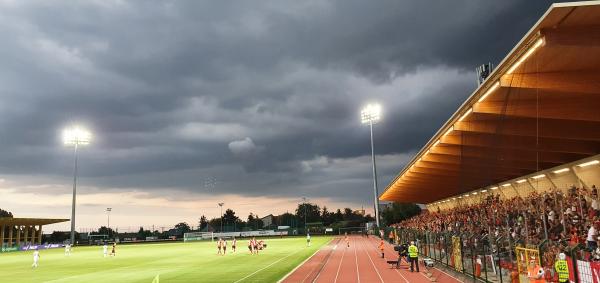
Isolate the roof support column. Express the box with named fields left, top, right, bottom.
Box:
left=511, top=184, right=522, bottom=198
left=16, top=225, right=21, bottom=247
left=571, top=165, right=590, bottom=189
left=30, top=226, right=35, bottom=243
left=545, top=174, right=559, bottom=190
left=23, top=225, right=29, bottom=245
left=0, top=225, right=4, bottom=248
left=38, top=225, right=42, bottom=244
left=498, top=186, right=509, bottom=200
left=8, top=226, right=13, bottom=247
left=526, top=179, right=539, bottom=193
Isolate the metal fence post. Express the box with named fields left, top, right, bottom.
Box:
left=496, top=237, right=503, bottom=283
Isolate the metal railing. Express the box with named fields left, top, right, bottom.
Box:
left=394, top=228, right=525, bottom=283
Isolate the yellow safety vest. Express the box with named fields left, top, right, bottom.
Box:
left=408, top=245, right=418, bottom=258
left=555, top=260, right=569, bottom=281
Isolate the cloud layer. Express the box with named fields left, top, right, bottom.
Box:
left=0, top=0, right=565, bottom=229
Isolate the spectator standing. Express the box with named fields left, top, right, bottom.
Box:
left=588, top=223, right=598, bottom=251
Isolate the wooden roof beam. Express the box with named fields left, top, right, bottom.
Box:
left=499, top=71, right=600, bottom=95
left=475, top=91, right=600, bottom=122
left=455, top=115, right=600, bottom=141
left=411, top=165, right=528, bottom=177
left=430, top=144, right=587, bottom=165
left=542, top=25, right=600, bottom=47
left=440, top=133, right=600, bottom=155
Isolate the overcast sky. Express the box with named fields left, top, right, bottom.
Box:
left=0, top=0, right=567, bottom=231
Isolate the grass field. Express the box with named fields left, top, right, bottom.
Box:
left=0, top=236, right=331, bottom=283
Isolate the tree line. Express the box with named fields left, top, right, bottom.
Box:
left=9, top=201, right=422, bottom=242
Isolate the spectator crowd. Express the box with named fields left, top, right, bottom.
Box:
left=395, top=185, right=600, bottom=268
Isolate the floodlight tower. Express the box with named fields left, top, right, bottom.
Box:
left=361, top=104, right=382, bottom=228
left=218, top=202, right=224, bottom=232
left=302, top=197, right=307, bottom=233
left=63, top=126, right=92, bottom=245
left=106, top=208, right=112, bottom=230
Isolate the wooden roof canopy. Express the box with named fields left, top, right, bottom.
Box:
left=380, top=1, right=600, bottom=204
left=0, top=218, right=69, bottom=226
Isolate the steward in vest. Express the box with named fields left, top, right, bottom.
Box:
left=554, top=253, right=569, bottom=283
left=408, top=241, right=419, bottom=272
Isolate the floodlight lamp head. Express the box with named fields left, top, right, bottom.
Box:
left=63, top=126, right=92, bottom=146
left=361, top=104, right=381, bottom=124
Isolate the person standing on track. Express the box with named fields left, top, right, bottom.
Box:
left=378, top=239, right=385, bottom=258
left=344, top=232, right=350, bottom=248
left=408, top=241, right=419, bottom=272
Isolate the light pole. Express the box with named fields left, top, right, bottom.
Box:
left=106, top=208, right=112, bottom=230
left=218, top=203, right=224, bottom=232
left=361, top=104, right=382, bottom=228
left=302, top=197, right=307, bottom=234
left=63, top=126, right=92, bottom=245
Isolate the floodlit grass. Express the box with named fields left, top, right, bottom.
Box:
left=0, top=236, right=331, bottom=283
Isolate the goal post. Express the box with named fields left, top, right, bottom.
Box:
left=184, top=232, right=214, bottom=242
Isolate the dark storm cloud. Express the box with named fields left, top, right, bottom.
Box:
left=0, top=0, right=567, bottom=204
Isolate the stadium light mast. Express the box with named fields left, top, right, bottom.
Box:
left=218, top=203, right=224, bottom=232
left=63, top=126, right=92, bottom=246
left=361, top=103, right=382, bottom=228
left=106, top=208, right=112, bottom=230
left=302, top=197, right=307, bottom=234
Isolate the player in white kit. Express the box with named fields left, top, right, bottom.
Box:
left=65, top=244, right=71, bottom=256
left=103, top=243, right=108, bottom=257
left=32, top=248, right=40, bottom=268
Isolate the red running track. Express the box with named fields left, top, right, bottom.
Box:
left=281, top=235, right=464, bottom=283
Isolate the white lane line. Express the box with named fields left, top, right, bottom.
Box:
left=393, top=268, right=411, bottom=283
left=277, top=247, right=321, bottom=283
left=364, top=236, right=408, bottom=283
left=237, top=248, right=304, bottom=283
left=360, top=237, right=384, bottom=283
left=354, top=238, right=361, bottom=283
left=433, top=267, right=465, bottom=283
left=312, top=243, right=337, bottom=283
left=334, top=241, right=347, bottom=283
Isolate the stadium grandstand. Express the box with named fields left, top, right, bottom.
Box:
left=1, top=218, right=69, bottom=250
left=380, top=1, right=600, bottom=282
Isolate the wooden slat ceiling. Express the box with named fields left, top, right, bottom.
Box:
left=380, top=1, right=600, bottom=204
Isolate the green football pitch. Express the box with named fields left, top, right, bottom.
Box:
left=0, top=236, right=332, bottom=283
